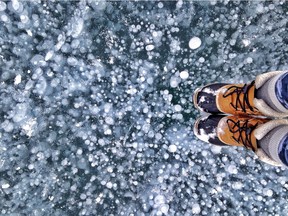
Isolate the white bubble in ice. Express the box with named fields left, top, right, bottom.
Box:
left=1, top=14, right=8, bottom=22
left=211, top=145, right=222, bottom=154
left=106, top=182, right=113, bottom=189
left=14, top=74, right=21, bottom=85
left=67, top=56, right=78, bottom=66
left=71, top=18, right=84, bottom=38
left=13, top=103, right=27, bottom=122
left=11, top=0, right=20, bottom=11
left=168, top=144, right=177, bottom=153
left=26, top=29, right=33, bottom=36
left=199, top=57, right=205, bottom=63
left=246, top=57, right=253, bottom=64
left=242, top=39, right=251, bottom=47
left=226, top=164, right=238, bottom=174
left=1, top=183, right=10, bottom=189
left=20, top=14, right=29, bottom=23
left=158, top=2, right=163, bottom=8
left=179, top=70, right=189, bottom=79
left=145, top=44, right=154, bottom=51
left=170, top=76, right=180, bottom=88
left=30, top=54, right=46, bottom=66
left=154, top=195, right=165, bottom=205
left=192, top=203, right=201, bottom=214
left=189, top=37, right=202, bottom=50
left=22, top=118, right=37, bottom=137
left=263, top=188, right=273, bottom=197
left=160, top=204, right=169, bottom=214
left=45, top=51, right=54, bottom=61
left=174, top=104, right=182, bottom=112
left=105, top=117, right=114, bottom=125
left=0, top=1, right=7, bottom=11
left=91, top=0, right=106, bottom=10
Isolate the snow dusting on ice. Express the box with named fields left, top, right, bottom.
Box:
left=0, top=1, right=288, bottom=215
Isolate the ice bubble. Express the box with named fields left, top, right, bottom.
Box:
left=232, top=182, right=243, bottom=190
left=105, top=117, right=114, bottom=125
left=45, top=51, right=54, bottom=61
left=160, top=204, right=169, bottom=214
left=189, top=37, right=202, bottom=50
left=13, top=103, right=28, bottom=122
left=256, top=4, right=264, bottom=13
left=14, top=74, right=21, bottom=85
left=174, top=104, right=182, bottom=112
left=192, top=203, right=201, bottom=214
left=263, top=188, right=273, bottom=197
left=35, top=77, right=47, bottom=95
left=146, top=44, right=155, bottom=51
left=106, top=182, right=113, bottom=189
left=76, top=148, right=83, bottom=155
left=199, top=57, right=205, bottom=63
left=22, top=118, right=37, bottom=137
left=28, top=164, right=34, bottom=170
left=26, top=29, right=33, bottom=36
left=154, top=195, right=165, bottom=205
left=71, top=18, right=84, bottom=38
left=55, top=33, right=66, bottom=50
left=168, top=144, right=177, bottom=153
left=211, top=145, right=222, bottom=154
left=1, top=14, right=9, bottom=22
left=80, top=193, right=87, bottom=200
left=1, top=120, right=14, bottom=132
left=0, top=1, right=7, bottom=11
left=11, top=0, right=20, bottom=11
left=158, top=2, right=164, bottom=8
left=170, top=76, right=181, bottom=88
left=226, top=164, right=238, bottom=174
left=1, top=183, right=10, bottom=189
left=179, top=70, right=189, bottom=79
left=30, top=54, right=46, bottom=66
left=246, top=57, right=253, bottom=64
left=90, top=0, right=106, bottom=11
left=20, top=14, right=29, bottom=23
left=67, top=56, right=78, bottom=66
left=242, top=39, right=251, bottom=47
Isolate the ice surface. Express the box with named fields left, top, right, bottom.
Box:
left=1, top=1, right=288, bottom=215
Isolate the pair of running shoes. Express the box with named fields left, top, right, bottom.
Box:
left=193, top=71, right=288, bottom=167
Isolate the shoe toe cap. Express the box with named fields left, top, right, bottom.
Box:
left=194, top=115, right=226, bottom=146
left=194, top=83, right=227, bottom=114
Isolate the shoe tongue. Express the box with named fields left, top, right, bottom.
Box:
left=217, top=116, right=262, bottom=151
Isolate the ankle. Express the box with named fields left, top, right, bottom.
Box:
left=255, top=72, right=288, bottom=113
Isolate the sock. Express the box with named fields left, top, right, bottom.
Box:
left=258, top=125, right=288, bottom=166
left=255, top=72, right=288, bottom=113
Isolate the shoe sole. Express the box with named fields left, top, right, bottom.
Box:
left=193, top=87, right=200, bottom=109
left=193, top=116, right=207, bottom=142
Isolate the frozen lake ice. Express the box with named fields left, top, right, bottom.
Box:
left=1, top=1, right=288, bottom=215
